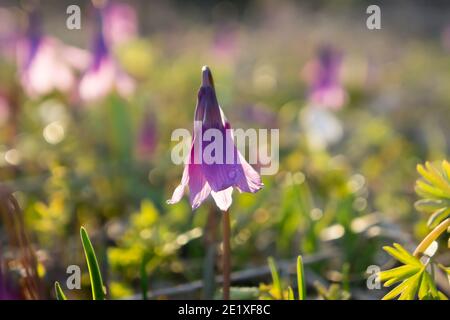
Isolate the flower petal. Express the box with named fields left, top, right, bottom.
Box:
left=211, top=187, right=233, bottom=211
left=189, top=164, right=211, bottom=210
left=166, top=164, right=188, bottom=205
left=235, top=151, right=264, bottom=193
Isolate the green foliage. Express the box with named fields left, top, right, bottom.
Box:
left=107, top=200, right=200, bottom=298
left=379, top=243, right=445, bottom=300
left=415, top=161, right=450, bottom=228
left=378, top=162, right=450, bottom=301
left=54, top=227, right=106, bottom=300
left=261, top=255, right=308, bottom=300
left=314, top=282, right=350, bottom=300
left=3, top=2, right=450, bottom=300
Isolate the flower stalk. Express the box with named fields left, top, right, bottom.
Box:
left=413, top=218, right=450, bottom=258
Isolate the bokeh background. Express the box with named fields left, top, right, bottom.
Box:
left=0, top=0, right=449, bottom=299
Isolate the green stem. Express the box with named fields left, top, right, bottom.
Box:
left=413, top=218, right=450, bottom=257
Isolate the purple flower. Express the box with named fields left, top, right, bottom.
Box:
left=305, top=46, right=347, bottom=110
left=0, top=262, right=20, bottom=300
left=167, top=66, right=263, bottom=211
left=79, top=9, right=135, bottom=102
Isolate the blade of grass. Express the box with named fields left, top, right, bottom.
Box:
left=54, top=281, right=67, bottom=300
left=297, top=255, right=306, bottom=300
left=268, top=257, right=283, bottom=299
left=80, top=227, right=105, bottom=300
left=287, top=286, right=294, bottom=300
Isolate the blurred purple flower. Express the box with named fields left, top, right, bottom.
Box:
left=79, top=10, right=135, bottom=102
left=168, top=66, right=263, bottom=211
left=304, top=46, right=347, bottom=110
left=240, top=104, right=278, bottom=129
left=102, top=1, right=138, bottom=46
left=136, top=112, right=157, bottom=158
left=17, top=10, right=89, bottom=98
left=0, top=261, right=20, bottom=300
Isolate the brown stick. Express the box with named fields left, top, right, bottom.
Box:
left=222, top=210, right=231, bottom=300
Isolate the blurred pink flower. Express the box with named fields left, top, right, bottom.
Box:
left=102, top=1, right=138, bottom=46
left=167, top=66, right=263, bottom=211
left=17, top=11, right=89, bottom=98
left=212, top=24, right=239, bottom=62
left=79, top=10, right=135, bottom=102
left=304, top=46, right=347, bottom=110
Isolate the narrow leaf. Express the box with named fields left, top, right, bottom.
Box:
left=297, top=255, right=306, bottom=300
left=268, top=257, right=283, bottom=300
left=55, top=281, right=67, bottom=300
left=287, top=286, right=294, bottom=300
left=80, top=227, right=105, bottom=300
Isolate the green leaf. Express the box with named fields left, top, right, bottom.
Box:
left=55, top=281, right=67, bottom=300
left=415, top=161, right=450, bottom=228
left=382, top=278, right=410, bottom=300
left=80, top=227, right=106, bottom=300
left=397, top=271, right=422, bottom=300
left=268, top=257, right=283, bottom=300
left=427, top=207, right=450, bottom=228
left=297, top=255, right=306, bottom=300
left=382, top=244, right=421, bottom=267
left=414, top=199, right=447, bottom=214
left=415, top=180, right=446, bottom=199
left=380, top=243, right=441, bottom=300
left=379, top=265, right=420, bottom=286
left=442, top=160, right=450, bottom=179
left=438, top=264, right=450, bottom=275
left=287, top=287, right=294, bottom=300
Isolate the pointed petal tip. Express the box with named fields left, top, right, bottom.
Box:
left=201, top=65, right=214, bottom=88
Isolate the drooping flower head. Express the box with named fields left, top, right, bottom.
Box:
left=78, top=8, right=135, bottom=102
left=168, top=66, right=263, bottom=211
left=305, top=46, right=347, bottom=110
